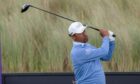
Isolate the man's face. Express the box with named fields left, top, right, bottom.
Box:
left=72, top=31, right=88, bottom=43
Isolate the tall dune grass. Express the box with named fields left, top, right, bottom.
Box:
left=0, top=0, right=140, bottom=72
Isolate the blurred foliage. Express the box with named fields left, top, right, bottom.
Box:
left=0, top=0, right=140, bottom=72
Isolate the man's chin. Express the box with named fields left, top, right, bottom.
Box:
left=84, top=40, right=88, bottom=43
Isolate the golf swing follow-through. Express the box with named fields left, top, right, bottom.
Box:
left=21, top=3, right=116, bottom=84
left=69, top=22, right=115, bottom=84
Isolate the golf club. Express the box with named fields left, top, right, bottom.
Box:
left=21, top=3, right=116, bottom=37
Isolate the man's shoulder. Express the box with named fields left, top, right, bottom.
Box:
left=86, top=43, right=96, bottom=48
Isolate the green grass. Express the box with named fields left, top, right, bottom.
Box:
left=0, top=0, right=140, bottom=72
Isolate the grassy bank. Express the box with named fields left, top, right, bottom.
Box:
left=0, top=0, right=140, bottom=72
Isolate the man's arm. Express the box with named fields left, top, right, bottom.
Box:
left=81, top=29, right=110, bottom=62
left=73, top=29, right=110, bottom=64
left=100, top=41, right=115, bottom=61
left=79, top=36, right=110, bottom=62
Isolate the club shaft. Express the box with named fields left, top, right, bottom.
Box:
left=30, top=5, right=99, bottom=31
left=87, top=26, right=99, bottom=31
left=30, top=5, right=76, bottom=22
left=29, top=5, right=116, bottom=37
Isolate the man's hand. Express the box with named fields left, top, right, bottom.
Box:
left=99, top=29, right=109, bottom=37
left=109, top=30, right=115, bottom=41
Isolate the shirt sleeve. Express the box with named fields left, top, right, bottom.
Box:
left=100, top=41, right=115, bottom=61
left=79, top=36, right=110, bottom=62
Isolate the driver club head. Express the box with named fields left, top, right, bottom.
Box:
left=21, top=4, right=31, bottom=13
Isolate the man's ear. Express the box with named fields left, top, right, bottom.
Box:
left=72, top=34, right=76, bottom=40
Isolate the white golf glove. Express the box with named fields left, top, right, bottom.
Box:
left=108, top=30, right=115, bottom=41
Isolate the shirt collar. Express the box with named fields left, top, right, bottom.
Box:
left=73, top=41, right=87, bottom=46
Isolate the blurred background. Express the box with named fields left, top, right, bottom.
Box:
left=0, top=0, right=140, bottom=73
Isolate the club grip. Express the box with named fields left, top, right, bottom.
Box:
left=87, top=26, right=116, bottom=37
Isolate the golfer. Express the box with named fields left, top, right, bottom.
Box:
left=68, top=22, right=115, bottom=84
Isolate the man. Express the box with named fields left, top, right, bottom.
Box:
left=68, top=22, right=115, bottom=84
